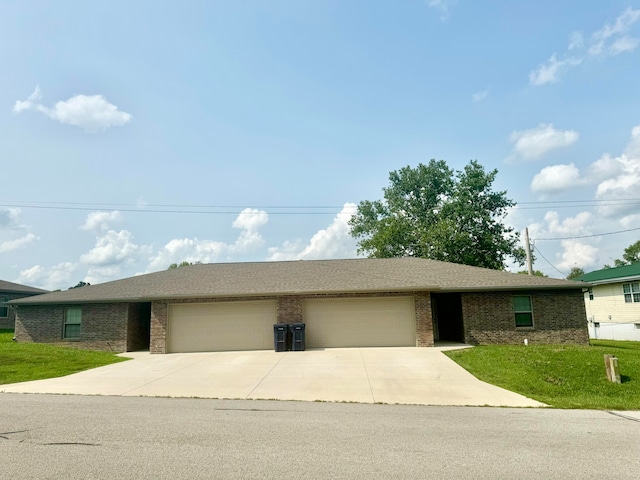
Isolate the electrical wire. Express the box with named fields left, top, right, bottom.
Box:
left=532, top=244, right=568, bottom=278
left=535, top=226, right=640, bottom=241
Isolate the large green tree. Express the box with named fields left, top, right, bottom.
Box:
left=349, top=159, right=525, bottom=270
left=613, top=240, right=640, bottom=267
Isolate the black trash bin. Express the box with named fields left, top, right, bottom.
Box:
left=289, top=323, right=306, bottom=351
left=273, top=324, right=290, bottom=352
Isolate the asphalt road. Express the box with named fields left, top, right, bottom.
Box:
left=0, top=394, right=638, bottom=480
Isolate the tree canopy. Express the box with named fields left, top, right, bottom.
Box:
left=604, top=240, right=640, bottom=268
left=565, top=267, right=585, bottom=280
left=349, top=159, right=525, bottom=270
left=68, top=281, right=90, bottom=289
left=168, top=261, right=202, bottom=269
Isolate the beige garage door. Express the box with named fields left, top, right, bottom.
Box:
left=167, top=301, right=277, bottom=353
left=303, top=297, right=416, bottom=348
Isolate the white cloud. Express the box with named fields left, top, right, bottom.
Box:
left=530, top=8, right=640, bottom=86
left=589, top=7, right=640, bottom=56
left=508, top=123, right=579, bottom=162
left=268, top=203, right=359, bottom=261
left=529, top=54, right=582, bottom=86
left=0, top=233, right=37, bottom=253
left=530, top=163, right=582, bottom=195
left=426, top=0, right=456, bottom=21
left=13, top=86, right=132, bottom=132
left=146, top=208, right=270, bottom=271
left=81, top=211, right=123, bottom=234
left=472, top=89, right=489, bottom=102
left=0, top=208, right=22, bottom=228
left=556, top=239, right=600, bottom=272
left=80, top=230, right=140, bottom=267
left=16, top=262, right=77, bottom=291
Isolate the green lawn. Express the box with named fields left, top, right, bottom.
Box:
left=445, top=340, right=640, bottom=410
left=0, top=329, right=129, bottom=385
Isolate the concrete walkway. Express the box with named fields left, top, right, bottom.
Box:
left=1, top=346, right=545, bottom=407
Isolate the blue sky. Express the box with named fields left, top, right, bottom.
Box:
left=1, top=0, right=640, bottom=289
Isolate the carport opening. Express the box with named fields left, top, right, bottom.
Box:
left=432, top=293, right=465, bottom=343
left=127, top=302, right=151, bottom=351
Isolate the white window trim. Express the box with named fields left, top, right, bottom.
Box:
left=63, top=307, right=82, bottom=339
left=513, top=295, right=534, bottom=328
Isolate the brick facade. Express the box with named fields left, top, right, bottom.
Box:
left=0, top=292, right=42, bottom=330
left=150, top=291, right=434, bottom=354
left=462, top=289, right=589, bottom=345
left=15, top=302, right=151, bottom=352
left=15, top=288, right=587, bottom=353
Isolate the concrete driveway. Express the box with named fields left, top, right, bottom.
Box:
left=1, top=346, right=544, bottom=407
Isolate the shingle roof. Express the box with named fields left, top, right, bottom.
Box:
left=10, top=258, right=585, bottom=305
left=0, top=280, right=48, bottom=295
left=574, top=263, right=640, bottom=284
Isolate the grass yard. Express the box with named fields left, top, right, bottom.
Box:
left=0, top=329, right=129, bottom=385
left=445, top=340, right=640, bottom=410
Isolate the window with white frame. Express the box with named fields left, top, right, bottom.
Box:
left=623, top=282, right=640, bottom=303
left=64, top=307, right=82, bottom=339
left=0, top=296, right=8, bottom=318
left=513, top=295, right=534, bottom=327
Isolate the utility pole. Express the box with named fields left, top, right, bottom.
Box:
left=524, top=227, right=533, bottom=275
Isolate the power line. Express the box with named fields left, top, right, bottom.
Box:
left=535, top=226, right=640, bottom=241
left=532, top=244, right=567, bottom=278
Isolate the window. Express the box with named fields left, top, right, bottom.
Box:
left=634, top=323, right=640, bottom=330
left=513, top=296, right=533, bottom=327
left=64, top=307, right=82, bottom=339
left=593, top=322, right=600, bottom=328
left=0, top=296, right=8, bottom=318
left=588, top=288, right=594, bottom=301
left=623, top=282, right=640, bottom=303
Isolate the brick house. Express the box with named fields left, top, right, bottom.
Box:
left=11, top=258, right=589, bottom=353
left=0, top=280, right=48, bottom=330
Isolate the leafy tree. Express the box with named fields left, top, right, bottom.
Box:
left=349, top=159, right=525, bottom=270
left=69, top=281, right=90, bottom=289
left=565, top=267, right=585, bottom=280
left=518, top=270, right=548, bottom=277
left=603, top=240, right=640, bottom=268
left=168, top=261, right=202, bottom=269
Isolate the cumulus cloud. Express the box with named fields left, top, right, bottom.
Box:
left=530, top=7, right=640, bottom=86
left=0, top=233, right=38, bottom=253
left=16, top=262, right=77, bottom=291
left=529, top=126, right=640, bottom=214
left=13, top=85, right=132, bottom=132
left=81, top=211, right=123, bottom=234
left=508, top=124, right=579, bottom=162
left=0, top=208, right=22, bottom=228
left=268, top=203, right=359, bottom=261
left=80, top=230, right=140, bottom=267
left=556, top=239, right=600, bottom=272
left=146, top=208, right=270, bottom=271
left=530, top=164, right=582, bottom=195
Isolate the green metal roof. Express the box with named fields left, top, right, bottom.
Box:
left=575, top=263, right=640, bottom=283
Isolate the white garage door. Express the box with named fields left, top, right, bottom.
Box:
left=167, top=301, right=277, bottom=353
left=303, top=297, right=416, bottom=348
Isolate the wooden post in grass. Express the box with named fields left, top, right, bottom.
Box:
left=604, top=354, right=621, bottom=384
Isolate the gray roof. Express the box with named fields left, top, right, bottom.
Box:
left=10, top=258, right=586, bottom=306
left=0, top=280, right=48, bottom=295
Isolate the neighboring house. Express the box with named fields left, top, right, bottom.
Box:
left=575, top=263, right=640, bottom=341
left=0, top=280, right=48, bottom=330
left=11, top=258, right=589, bottom=353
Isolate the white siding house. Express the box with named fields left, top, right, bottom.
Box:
left=577, top=264, right=640, bottom=341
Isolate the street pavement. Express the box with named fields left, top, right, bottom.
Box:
left=0, top=394, right=638, bottom=480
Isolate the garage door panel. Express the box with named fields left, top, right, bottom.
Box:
left=303, top=297, right=415, bottom=348
left=168, top=301, right=276, bottom=353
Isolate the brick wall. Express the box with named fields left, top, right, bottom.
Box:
left=462, top=289, right=589, bottom=345
left=15, top=303, right=132, bottom=352
left=150, top=291, right=434, bottom=354
left=1, top=292, right=42, bottom=330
